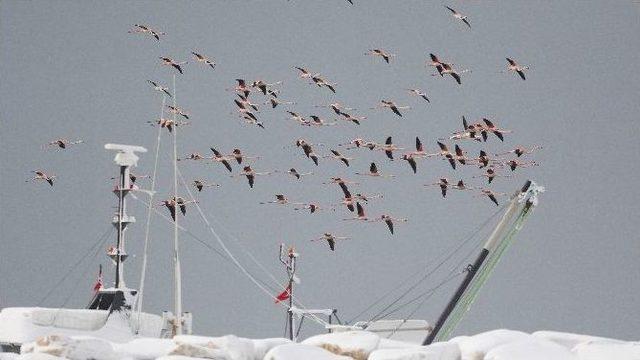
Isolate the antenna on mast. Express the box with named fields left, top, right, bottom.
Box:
left=105, top=144, right=147, bottom=289
left=279, top=244, right=298, bottom=341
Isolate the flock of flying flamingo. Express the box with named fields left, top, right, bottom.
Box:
left=27, top=3, right=541, bottom=252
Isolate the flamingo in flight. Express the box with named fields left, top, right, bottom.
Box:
left=407, top=88, right=430, bottom=103
left=365, top=49, right=395, bottom=64
left=178, top=153, right=207, bottom=161
left=316, top=102, right=355, bottom=116
left=286, top=168, right=313, bottom=180
left=505, top=58, right=529, bottom=80
left=44, top=138, right=84, bottom=150
left=210, top=148, right=233, bottom=172
left=445, top=6, right=471, bottom=28
left=410, top=137, right=437, bottom=158
left=374, top=100, right=410, bottom=117
left=228, top=79, right=251, bottom=97
left=234, top=106, right=259, bottom=123
left=498, top=146, right=541, bottom=159
left=110, top=173, right=149, bottom=186
left=428, top=53, right=445, bottom=76
left=147, top=118, right=189, bottom=133
left=158, top=197, right=197, bottom=221
left=339, top=138, right=377, bottom=150
left=376, top=214, right=407, bottom=235
left=401, top=153, right=419, bottom=174
left=377, top=136, right=404, bottom=160
left=474, top=150, right=496, bottom=169
left=159, top=57, right=186, bottom=74
left=440, top=63, right=464, bottom=85
left=295, top=66, right=317, bottom=79
left=236, top=93, right=259, bottom=112
left=325, top=149, right=353, bottom=167
left=343, top=202, right=370, bottom=221
left=311, top=74, right=336, bottom=93
left=340, top=112, right=367, bottom=126
left=192, top=180, right=219, bottom=192
left=147, top=80, right=172, bottom=97
left=450, top=116, right=482, bottom=142
left=454, top=144, right=472, bottom=165
left=324, top=177, right=359, bottom=186
left=356, top=162, right=395, bottom=178
left=437, top=142, right=457, bottom=169
left=260, top=194, right=303, bottom=206
left=473, top=167, right=511, bottom=184
left=128, top=24, right=165, bottom=41
left=477, top=189, right=506, bottom=206
left=191, top=52, right=216, bottom=69
left=295, top=139, right=320, bottom=166
left=311, top=233, right=350, bottom=252
left=238, top=114, right=265, bottom=129
left=425, top=178, right=450, bottom=198
left=251, top=80, right=281, bottom=95
left=294, top=203, right=322, bottom=214
left=166, top=105, right=189, bottom=120
left=286, top=111, right=308, bottom=126
left=496, top=145, right=542, bottom=158
left=450, top=179, right=474, bottom=191
left=266, top=98, right=295, bottom=109
left=480, top=118, right=512, bottom=142
left=505, top=159, right=539, bottom=171
left=234, top=165, right=273, bottom=188
left=230, top=148, right=259, bottom=164
left=26, top=170, right=56, bottom=186
left=309, top=115, right=338, bottom=127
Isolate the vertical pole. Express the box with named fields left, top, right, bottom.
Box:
left=288, top=276, right=294, bottom=341
left=172, top=73, right=183, bottom=336
left=280, top=245, right=296, bottom=341
left=115, top=165, right=125, bottom=288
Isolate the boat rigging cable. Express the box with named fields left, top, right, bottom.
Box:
left=132, top=76, right=329, bottom=329
left=130, top=194, right=229, bottom=262
left=134, top=190, right=330, bottom=330
left=135, top=92, right=166, bottom=328
left=176, top=168, right=330, bottom=328
left=383, top=218, right=498, bottom=325
left=37, top=226, right=114, bottom=306
left=130, top=192, right=287, bottom=304
left=57, top=229, right=110, bottom=309
left=352, top=202, right=507, bottom=325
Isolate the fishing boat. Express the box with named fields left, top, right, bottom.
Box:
left=0, top=144, right=193, bottom=352
left=0, top=77, right=544, bottom=352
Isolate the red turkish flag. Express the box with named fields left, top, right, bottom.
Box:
left=93, top=265, right=104, bottom=293
left=274, top=284, right=291, bottom=303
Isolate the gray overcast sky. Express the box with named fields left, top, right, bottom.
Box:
left=1, top=1, right=639, bottom=341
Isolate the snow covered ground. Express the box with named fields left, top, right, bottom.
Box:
left=1, top=328, right=639, bottom=360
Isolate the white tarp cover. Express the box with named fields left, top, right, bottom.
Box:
left=0, top=308, right=162, bottom=345
left=31, top=310, right=109, bottom=331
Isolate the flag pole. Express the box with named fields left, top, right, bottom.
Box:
left=279, top=244, right=297, bottom=341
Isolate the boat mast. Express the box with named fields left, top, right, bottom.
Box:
left=105, top=144, right=148, bottom=289
left=423, top=181, right=533, bottom=345
left=279, top=244, right=297, bottom=341
left=171, top=74, right=183, bottom=336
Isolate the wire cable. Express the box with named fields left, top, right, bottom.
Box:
left=37, top=226, right=114, bottom=306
